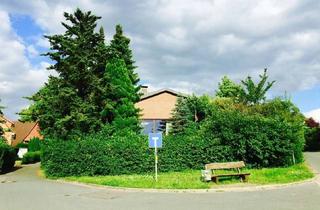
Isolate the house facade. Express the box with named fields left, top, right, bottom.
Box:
left=0, top=116, right=16, bottom=145
left=135, top=86, right=184, bottom=135
left=0, top=115, right=42, bottom=146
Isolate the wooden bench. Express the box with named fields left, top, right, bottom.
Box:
left=201, top=161, right=250, bottom=183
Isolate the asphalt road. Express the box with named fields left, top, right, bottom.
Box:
left=1, top=153, right=320, bottom=210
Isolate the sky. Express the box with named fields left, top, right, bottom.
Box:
left=0, top=0, right=320, bottom=120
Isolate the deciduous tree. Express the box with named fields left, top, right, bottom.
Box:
left=240, top=69, right=275, bottom=105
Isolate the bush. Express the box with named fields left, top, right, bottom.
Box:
left=200, top=109, right=304, bottom=167
left=0, top=141, right=17, bottom=172
left=28, top=138, right=42, bottom=152
left=305, top=127, right=320, bottom=151
left=41, top=96, right=305, bottom=176
left=22, top=151, right=41, bottom=164
left=15, top=142, right=28, bottom=149
left=42, top=108, right=305, bottom=177
left=42, top=130, right=153, bottom=177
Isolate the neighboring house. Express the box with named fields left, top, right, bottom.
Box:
left=11, top=121, right=42, bottom=147
left=135, top=86, right=185, bottom=135
left=0, top=115, right=16, bottom=145
left=0, top=115, right=42, bottom=146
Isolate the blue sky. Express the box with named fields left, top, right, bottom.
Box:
left=0, top=0, right=320, bottom=120
left=10, top=14, right=49, bottom=66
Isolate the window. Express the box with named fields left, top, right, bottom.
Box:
left=141, top=120, right=168, bottom=135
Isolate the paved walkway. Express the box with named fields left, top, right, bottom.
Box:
left=1, top=153, right=320, bottom=210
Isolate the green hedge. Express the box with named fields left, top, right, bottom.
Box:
left=42, top=131, right=153, bottom=177
left=0, top=141, right=17, bottom=172
left=305, top=127, right=320, bottom=151
left=42, top=109, right=304, bottom=177
left=22, top=151, right=41, bottom=164
left=159, top=110, right=304, bottom=171
left=28, top=138, right=42, bottom=152
left=198, top=110, right=304, bottom=167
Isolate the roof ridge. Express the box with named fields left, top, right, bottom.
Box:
left=140, top=88, right=186, bottom=100
left=1, top=115, right=14, bottom=124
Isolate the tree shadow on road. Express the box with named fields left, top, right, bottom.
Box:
left=0, top=166, right=23, bottom=175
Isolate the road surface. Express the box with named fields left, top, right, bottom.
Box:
left=1, top=152, right=320, bottom=210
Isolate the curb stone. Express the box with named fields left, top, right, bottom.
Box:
left=54, top=174, right=318, bottom=194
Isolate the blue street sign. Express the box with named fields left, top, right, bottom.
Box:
left=148, top=133, right=162, bottom=148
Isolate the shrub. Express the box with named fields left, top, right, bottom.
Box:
left=0, top=141, right=17, bottom=172
left=22, top=151, right=41, bottom=164
left=305, top=127, right=320, bottom=151
left=159, top=133, right=233, bottom=172
left=42, top=108, right=305, bottom=177
left=199, top=109, right=304, bottom=167
left=15, top=142, right=28, bottom=149
left=28, top=138, right=42, bottom=152
left=41, top=97, right=305, bottom=176
left=41, top=130, right=153, bottom=177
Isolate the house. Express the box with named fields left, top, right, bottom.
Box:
left=11, top=121, right=42, bottom=147
left=135, top=86, right=185, bottom=135
left=0, top=115, right=16, bottom=145
left=0, top=115, right=42, bottom=146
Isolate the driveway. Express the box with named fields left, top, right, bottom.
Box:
left=1, top=153, right=320, bottom=210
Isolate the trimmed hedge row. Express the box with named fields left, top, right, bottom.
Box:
left=28, top=138, right=42, bottom=152
left=0, top=141, right=17, bottom=172
left=22, top=151, right=41, bottom=164
left=42, top=131, right=153, bottom=177
left=159, top=110, right=303, bottom=171
left=42, top=109, right=305, bottom=177
left=305, top=127, right=320, bottom=151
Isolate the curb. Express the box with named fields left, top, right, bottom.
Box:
left=54, top=174, right=319, bottom=194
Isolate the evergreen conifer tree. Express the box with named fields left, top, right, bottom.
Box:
left=104, top=58, right=141, bottom=132
left=23, top=9, right=109, bottom=139
left=21, top=9, right=142, bottom=139
left=109, top=25, right=140, bottom=102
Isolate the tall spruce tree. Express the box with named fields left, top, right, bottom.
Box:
left=109, top=25, right=140, bottom=102
left=171, top=95, right=211, bottom=134
left=22, top=9, right=142, bottom=139
left=103, top=58, right=141, bottom=132
left=24, top=9, right=109, bottom=139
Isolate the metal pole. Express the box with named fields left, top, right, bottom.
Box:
left=154, top=138, right=158, bottom=182
left=292, top=151, right=296, bottom=165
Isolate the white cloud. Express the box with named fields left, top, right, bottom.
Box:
left=35, top=37, right=50, bottom=48
left=0, top=10, right=50, bottom=119
left=0, top=0, right=320, bottom=117
left=26, top=45, right=39, bottom=58
left=305, top=108, right=320, bottom=122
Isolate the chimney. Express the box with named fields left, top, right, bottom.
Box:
left=140, top=85, right=148, bottom=96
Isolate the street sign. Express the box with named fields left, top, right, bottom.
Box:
left=148, top=133, right=162, bottom=148
left=148, top=132, right=163, bottom=182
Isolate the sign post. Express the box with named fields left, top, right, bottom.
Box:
left=149, top=133, right=162, bottom=182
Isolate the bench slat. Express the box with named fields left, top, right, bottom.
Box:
left=212, top=173, right=250, bottom=177
left=205, top=161, right=245, bottom=170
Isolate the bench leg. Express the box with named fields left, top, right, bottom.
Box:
left=240, top=175, right=249, bottom=182
left=212, top=177, right=219, bottom=184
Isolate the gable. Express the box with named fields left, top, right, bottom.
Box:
left=135, top=92, right=178, bottom=120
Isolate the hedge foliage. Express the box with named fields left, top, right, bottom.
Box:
left=28, top=138, right=42, bottom=152
left=22, top=151, right=41, bottom=164
left=42, top=130, right=153, bottom=177
left=42, top=101, right=305, bottom=177
left=305, top=127, right=320, bottom=151
left=0, top=140, right=17, bottom=172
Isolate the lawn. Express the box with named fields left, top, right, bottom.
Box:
left=62, top=163, right=314, bottom=189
